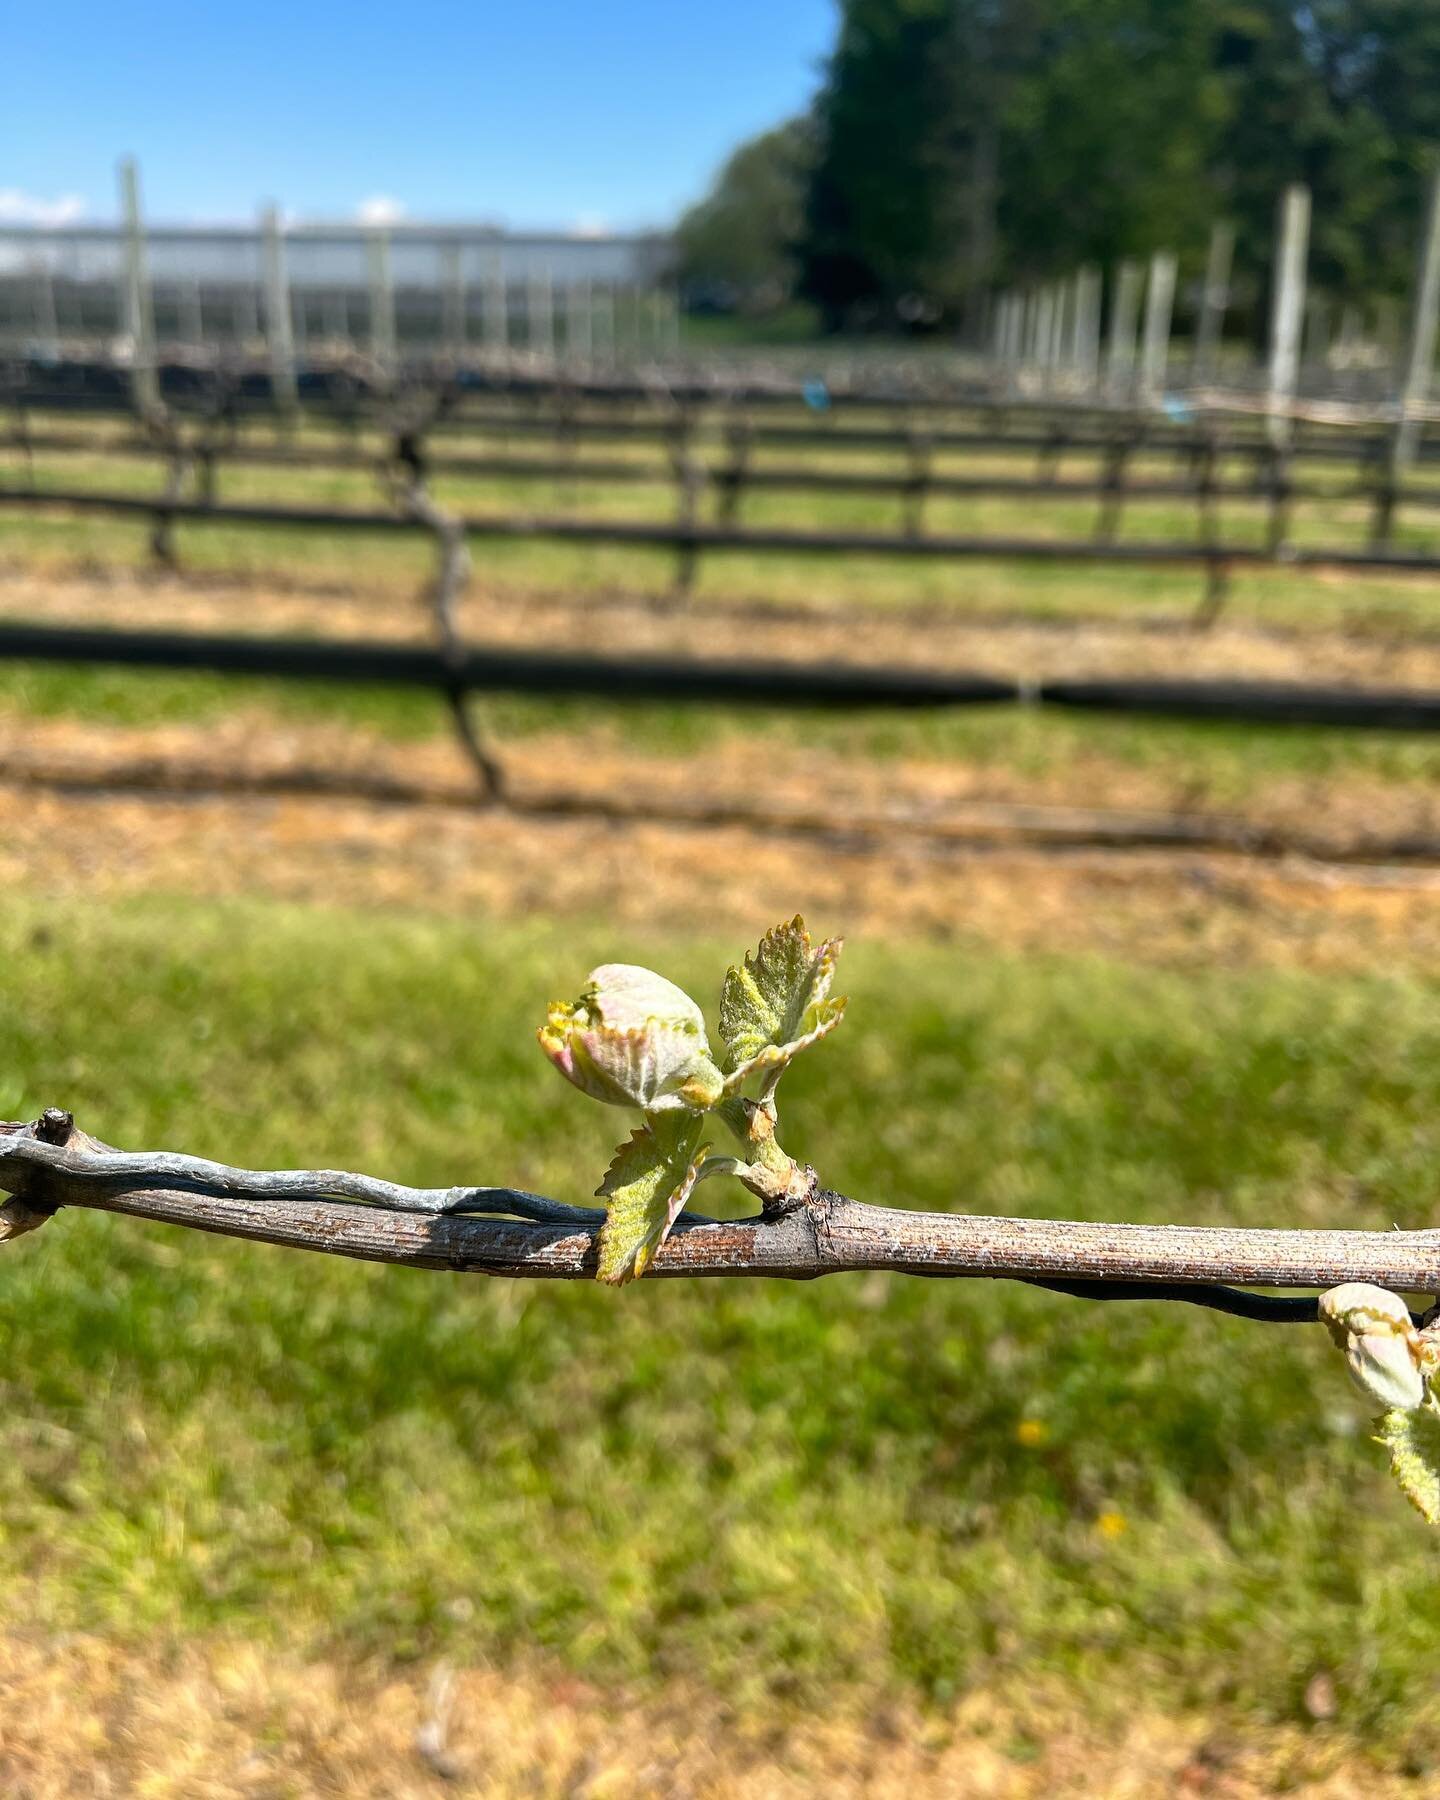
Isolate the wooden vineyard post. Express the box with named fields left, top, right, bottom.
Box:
left=33, top=262, right=60, bottom=362
left=181, top=276, right=204, bottom=350
left=367, top=226, right=397, bottom=375
left=569, top=279, right=593, bottom=367
left=528, top=265, right=555, bottom=361
left=1393, top=164, right=1440, bottom=478
left=1107, top=261, right=1142, bottom=401
left=261, top=206, right=298, bottom=415
left=1191, top=220, right=1234, bottom=386
left=1139, top=252, right=1177, bottom=406
left=1072, top=267, right=1102, bottom=391
left=117, top=157, right=159, bottom=415
left=1267, top=184, right=1310, bottom=451
left=441, top=240, right=466, bottom=362
left=593, top=283, right=616, bottom=368
left=1034, top=287, right=1057, bottom=389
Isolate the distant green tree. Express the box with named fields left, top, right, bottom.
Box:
left=699, top=0, right=1440, bottom=332
left=1211, top=0, right=1440, bottom=303
left=799, top=0, right=1229, bottom=328
left=674, top=121, right=813, bottom=312
left=996, top=0, right=1226, bottom=277
left=799, top=0, right=1006, bottom=328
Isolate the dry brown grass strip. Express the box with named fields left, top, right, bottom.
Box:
left=0, top=1632, right=1414, bottom=1799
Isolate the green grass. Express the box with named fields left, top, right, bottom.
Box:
left=12, top=430, right=1440, bottom=630
left=6, top=657, right=1440, bottom=811
left=4, top=893, right=1440, bottom=1760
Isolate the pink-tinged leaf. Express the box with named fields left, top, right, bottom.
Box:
left=595, top=1112, right=708, bottom=1286
left=537, top=963, right=723, bottom=1112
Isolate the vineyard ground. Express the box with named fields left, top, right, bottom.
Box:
left=3, top=516, right=1440, bottom=1792
left=2, top=896, right=1440, bottom=1794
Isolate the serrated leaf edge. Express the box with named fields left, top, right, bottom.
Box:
left=718, top=917, right=845, bottom=1075
left=595, top=1122, right=709, bottom=1287
left=722, top=996, right=848, bottom=1091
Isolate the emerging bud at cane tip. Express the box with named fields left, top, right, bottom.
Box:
left=538, top=963, right=725, bottom=1113
left=1319, top=1283, right=1426, bottom=1413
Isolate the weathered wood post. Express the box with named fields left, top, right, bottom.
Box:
left=482, top=248, right=507, bottom=354
left=1046, top=280, right=1068, bottom=378
left=528, top=264, right=555, bottom=360
left=33, top=262, right=60, bottom=361
left=569, top=278, right=593, bottom=366
left=993, top=290, right=1021, bottom=388
left=1005, top=291, right=1024, bottom=377
left=1073, top=266, right=1102, bottom=389
left=117, top=157, right=159, bottom=414
left=1139, top=251, right=1177, bottom=404
left=367, top=226, right=397, bottom=374
left=1267, top=184, right=1310, bottom=450
left=1393, top=164, right=1440, bottom=476
left=1034, top=286, right=1056, bottom=386
left=441, top=240, right=466, bottom=361
left=594, top=282, right=616, bottom=367
left=181, top=276, right=204, bottom=349
left=1106, top=260, right=1142, bottom=400
left=260, top=205, right=298, bottom=413
left=1191, top=220, right=1234, bottom=386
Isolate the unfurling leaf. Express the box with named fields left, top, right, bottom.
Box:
left=718, top=916, right=846, bottom=1088
left=1378, top=1408, right=1440, bottom=1524
left=538, top=963, right=724, bottom=1113
left=596, top=1111, right=708, bottom=1286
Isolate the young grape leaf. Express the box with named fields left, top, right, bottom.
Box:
left=718, top=916, right=846, bottom=1086
left=1378, top=1407, right=1440, bottom=1525
left=595, top=1111, right=708, bottom=1286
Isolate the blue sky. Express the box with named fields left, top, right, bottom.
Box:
left=5, top=0, right=834, bottom=231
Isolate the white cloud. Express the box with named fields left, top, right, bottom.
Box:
left=0, top=188, right=86, bottom=227
left=571, top=213, right=610, bottom=238
left=355, top=194, right=406, bottom=227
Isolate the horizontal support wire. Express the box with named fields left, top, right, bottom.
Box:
left=9, top=429, right=1440, bottom=512
left=7, top=483, right=1440, bottom=577
left=11, top=371, right=1438, bottom=464
left=2, top=619, right=1440, bottom=730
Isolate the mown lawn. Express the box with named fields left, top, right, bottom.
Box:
left=8, top=654, right=1440, bottom=823
left=12, top=426, right=1440, bottom=630
left=3, top=894, right=1440, bottom=1767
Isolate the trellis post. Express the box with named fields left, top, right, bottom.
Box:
left=367, top=226, right=397, bottom=374
left=441, top=241, right=466, bottom=361
left=1267, top=184, right=1311, bottom=450
left=1139, top=251, right=1177, bottom=405
left=1106, top=260, right=1142, bottom=400
left=1191, top=220, right=1233, bottom=386
left=1393, top=164, right=1440, bottom=476
left=117, top=157, right=159, bottom=414
left=482, top=248, right=507, bottom=354
left=260, top=205, right=298, bottom=414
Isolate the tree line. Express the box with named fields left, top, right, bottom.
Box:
left=677, top=0, right=1440, bottom=333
